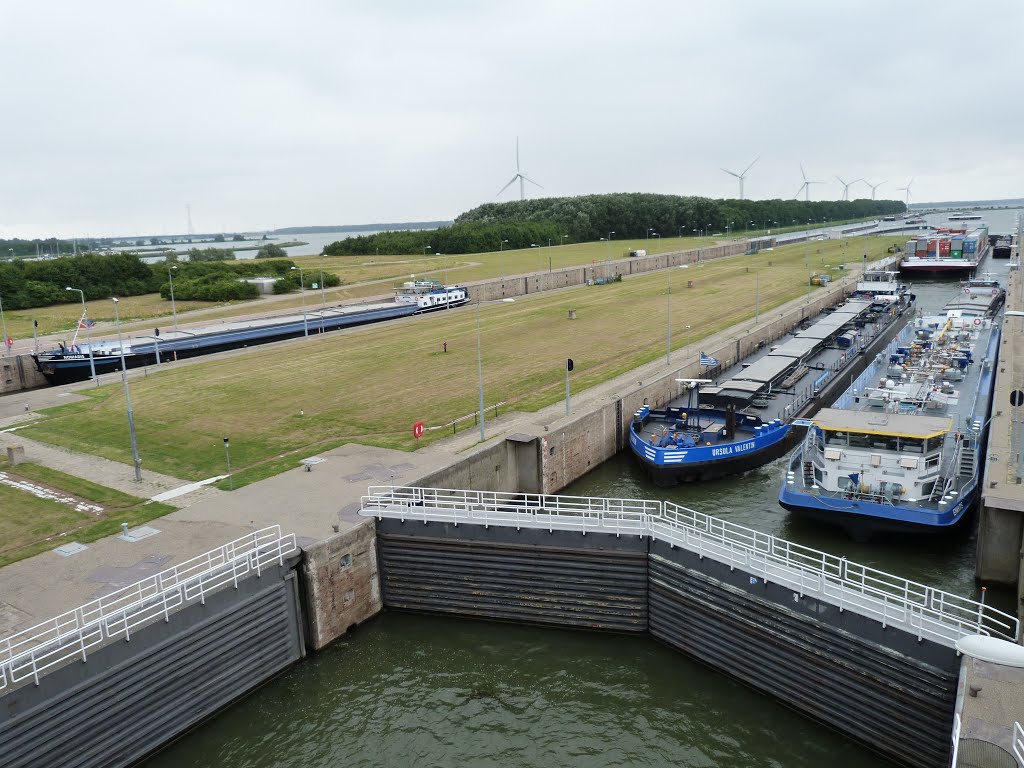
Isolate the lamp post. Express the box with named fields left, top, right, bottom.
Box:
left=112, top=297, right=142, bottom=481
left=606, top=231, right=615, bottom=263
left=290, top=267, right=308, bottom=338
left=422, top=244, right=432, bottom=256
left=499, top=239, right=508, bottom=279
left=0, top=291, right=8, bottom=356
left=318, top=269, right=327, bottom=310
left=530, top=243, right=540, bottom=272
left=685, top=325, right=692, bottom=356
left=223, top=437, right=233, bottom=490
left=706, top=223, right=711, bottom=239
left=167, top=265, right=178, bottom=330
left=65, top=287, right=97, bottom=385
left=646, top=227, right=653, bottom=250
left=476, top=298, right=485, bottom=442
left=666, top=268, right=672, bottom=366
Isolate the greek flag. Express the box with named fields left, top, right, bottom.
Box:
left=699, top=352, right=719, bottom=367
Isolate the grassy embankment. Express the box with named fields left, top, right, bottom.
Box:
left=18, top=234, right=894, bottom=490
left=4, top=230, right=895, bottom=341
left=0, top=461, right=175, bottom=566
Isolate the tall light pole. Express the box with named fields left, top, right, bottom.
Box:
left=606, top=231, right=615, bottom=263
left=476, top=298, right=485, bottom=442
left=530, top=243, right=540, bottom=272
left=290, top=267, right=308, bottom=338
left=112, top=297, right=142, bottom=481
left=666, top=268, right=672, bottom=365
left=646, top=227, right=653, bottom=250
left=65, top=287, right=97, bottom=386
left=167, top=265, right=178, bottom=330
left=423, top=244, right=432, bottom=256
left=318, top=268, right=327, bottom=310
left=0, top=291, right=8, bottom=356
left=499, top=239, right=508, bottom=280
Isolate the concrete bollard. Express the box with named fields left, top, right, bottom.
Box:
left=6, top=444, right=25, bottom=467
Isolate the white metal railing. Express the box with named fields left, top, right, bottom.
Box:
left=952, top=713, right=962, bottom=767
left=0, top=526, right=297, bottom=691
left=361, top=487, right=1019, bottom=647
left=1014, top=721, right=1024, bottom=766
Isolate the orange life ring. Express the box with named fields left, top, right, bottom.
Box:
left=992, top=288, right=999, bottom=295
left=973, top=318, right=982, bottom=326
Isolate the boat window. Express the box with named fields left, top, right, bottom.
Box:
left=848, top=433, right=872, bottom=448
left=813, top=467, right=823, bottom=483
left=899, top=437, right=924, bottom=454
left=922, top=480, right=936, bottom=497
left=825, top=430, right=847, bottom=446
left=925, top=454, right=940, bottom=470
left=837, top=476, right=853, bottom=490
left=925, top=436, right=945, bottom=452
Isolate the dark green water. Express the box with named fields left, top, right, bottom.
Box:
left=146, top=613, right=882, bottom=768
left=145, top=267, right=1016, bottom=768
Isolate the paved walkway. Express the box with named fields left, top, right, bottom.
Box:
left=0, top=267, right=863, bottom=641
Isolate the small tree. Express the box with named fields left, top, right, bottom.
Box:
left=256, top=244, right=287, bottom=259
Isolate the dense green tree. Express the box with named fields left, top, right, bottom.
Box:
left=256, top=244, right=287, bottom=259
left=322, top=194, right=905, bottom=256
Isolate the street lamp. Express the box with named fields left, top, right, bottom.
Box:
left=606, top=231, right=615, bottom=262
left=530, top=243, right=541, bottom=272
left=167, top=265, right=178, bottom=331
left=318, top=268, right=327, bottom=310
left=423, top=245, right=432, bottom=256
left=111, top=297, right=143, bottom=481
left=290, top=267, right=309, bottom=338
left=499, top=239, right=509, bottom=279
left=646, top=227, right=653, bottom=249
left=65, top=287, right=97, bottom=385
left=0, top=290, right=8, bottom=356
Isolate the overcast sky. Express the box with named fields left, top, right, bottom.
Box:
left=3, top=1, right=1022, bottom=239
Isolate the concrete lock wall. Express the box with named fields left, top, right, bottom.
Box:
left=415, top=438, right=541, bottom=494
left=0, top=560, right=304, bottom=768
left=373, top=520, right=958, bottom=768
left=0, top=354, right=48, bottom=394
left=301, top=519, right=382, bottom=651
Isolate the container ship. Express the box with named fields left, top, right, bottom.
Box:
left=899, top=226, right=989, bottom=274
left=629, top=280, right=913, bottom=486
left=778, top=288, right=1001, bottom=538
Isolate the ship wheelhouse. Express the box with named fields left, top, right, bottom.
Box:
left=802, top=409, right=954, bottom=504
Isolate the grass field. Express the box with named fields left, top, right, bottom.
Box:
left=18, top=235, right=896, bottom=487
left=7, top=229, right=896, bottom=344
left=0, top=462, right=175, bottom=566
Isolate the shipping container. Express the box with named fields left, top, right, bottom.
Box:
left=939, top=240, right=952, bottom=256
left=951, top=250, right=963, bottom=258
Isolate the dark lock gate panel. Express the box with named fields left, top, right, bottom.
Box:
left=377, top=519, right=648, bottom=633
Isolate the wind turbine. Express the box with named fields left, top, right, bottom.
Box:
left=794, top=164, right=824, bottom=201
left=720, top=156, right=759, bottom=200
left=496, top=138, right=543, bottom=201
left=835, top=175, right=862, bottom=202
left=895, top=178, right=914, bottom=206
left=862, top=180, right=885, bottom=200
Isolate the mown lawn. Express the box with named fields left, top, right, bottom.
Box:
left=18, top=236, right=890, bottom=487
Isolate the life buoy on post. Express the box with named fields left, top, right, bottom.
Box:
left=992, top=288, right=999, bottom=295
left=974, top=318, right=982, bottom=326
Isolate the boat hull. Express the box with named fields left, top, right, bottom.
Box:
left=630, top=424, right=797, bottom=485
left=34, top=303, right=419, bottom=385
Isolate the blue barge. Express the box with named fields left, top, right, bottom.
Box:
left=629, top=294, right=913, bottom=486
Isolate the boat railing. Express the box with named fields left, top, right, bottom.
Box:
left=0, top=526, right=297, bottom=692
left=1014, top=721, right=1024, bottom=765
left=361, top=487, right=1019, bottom=646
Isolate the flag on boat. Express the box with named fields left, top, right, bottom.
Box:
left=699, top=352, right=719, bottom=367
left=79, top=319, right=96, bottom=329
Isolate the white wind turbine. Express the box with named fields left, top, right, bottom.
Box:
left=720, top=156, right=759, bottom=200
left=835, top=175, right=862, bottom=201
left=896, top=178, right=914, bottom=206
left=794, top=164, right=824, bottom=201
left=496, top=138, right=543, bottom=201
left=862, top=180, right=886, bottom=200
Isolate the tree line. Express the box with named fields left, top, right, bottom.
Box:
left=0, top=252, right=322, bottom=309
left=323, top=194, right=906, bottom=256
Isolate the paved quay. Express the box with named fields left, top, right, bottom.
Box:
left=0, top=267, right=862, bottom=639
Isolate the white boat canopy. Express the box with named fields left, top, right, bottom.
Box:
left=812, top=408, right=952, bottom=439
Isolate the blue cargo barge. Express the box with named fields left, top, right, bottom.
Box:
left=629, top=293, right=913, bottom=486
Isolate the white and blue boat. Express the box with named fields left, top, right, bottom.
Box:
left=629, top=297, right=913, bottom=486
left=778, top=305, right=1001, bottom=538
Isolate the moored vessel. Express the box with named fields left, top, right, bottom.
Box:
left=778, top=305, right=1001, bottom=538
left=629, top=297, right=912, bottom=486
left=900, top=226, right=989, bottom=274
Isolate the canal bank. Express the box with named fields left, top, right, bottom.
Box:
left=3, top=258, right=1016, bottom=767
